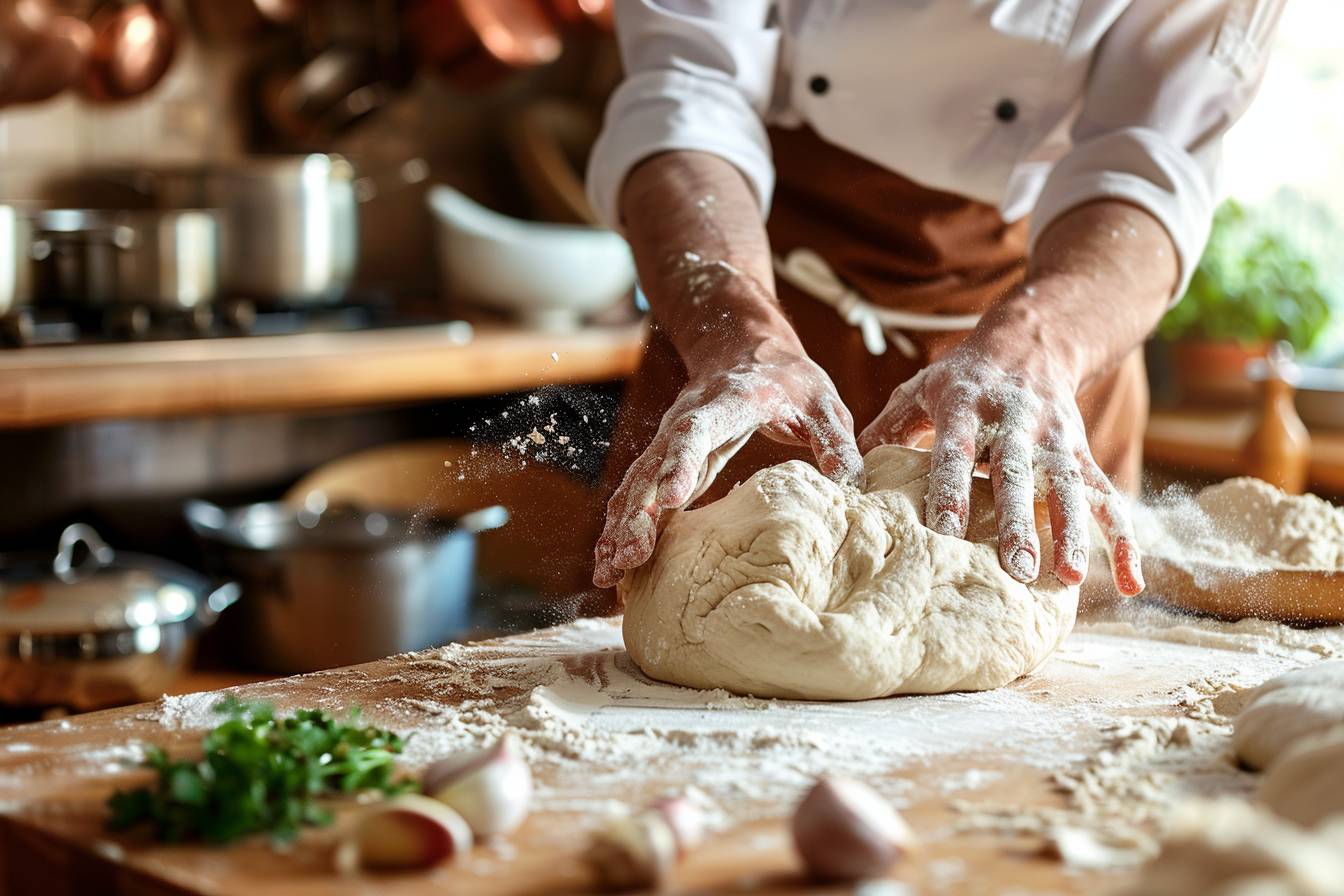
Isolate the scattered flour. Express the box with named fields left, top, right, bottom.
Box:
left=1137, top=478, right=1344, bottom=572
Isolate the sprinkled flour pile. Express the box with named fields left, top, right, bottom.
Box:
left=1136, top=478, right=1344, bottom=572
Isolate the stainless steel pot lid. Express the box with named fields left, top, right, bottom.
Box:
left=185, top=496, right=507, bottom=551
left=0, top=524, right=234, bottom=636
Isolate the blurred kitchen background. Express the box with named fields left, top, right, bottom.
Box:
left=0, top=0, right=1341, bottom=718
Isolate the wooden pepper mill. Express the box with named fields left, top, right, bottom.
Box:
left=1244, top=341, right=1310, bottom=494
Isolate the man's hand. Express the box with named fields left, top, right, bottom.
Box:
left=858, top=339, right=1143, bottom=595
left=594, top=340, right=862, bottom=588
left=860, top=199, right=1178, bottom=597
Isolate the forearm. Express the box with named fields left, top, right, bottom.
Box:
left=618, top=150, right=798, bottom=373
left=971, top=200, right=1179, bottom=389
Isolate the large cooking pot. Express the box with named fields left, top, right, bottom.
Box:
left=0, top=204, right=39, bottom=317
left=148, top=155, right=359, bottom=306
left=185, top=497, right=507, bottom=673
left=35, top=208, right=220, bottom=317
left=0, top=524, right=240, bottom=710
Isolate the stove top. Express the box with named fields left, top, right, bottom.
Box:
left=0, top=293, right=430, bottom=348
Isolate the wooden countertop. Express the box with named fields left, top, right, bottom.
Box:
left=0, top=321, right=646, bottom=429
left=1145, top=406, right=1344, bottom=492
left=0, top=617, right=1306, bottom=895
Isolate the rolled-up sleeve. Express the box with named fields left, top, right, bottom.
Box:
left=586, top=0, right=780, bottom=230
left=1029, top=0, right=1284, bottom=299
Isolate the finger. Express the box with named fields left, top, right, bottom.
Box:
left=989, top=432, right=1040, bottom=583
left=1080, top=455, right=1145, bottom=597
left=1046, top=461, right=1089, bottom=586
left=654, top=400, right=753, bottom=510
left=858, top=384, right=931, bottom=453
left=593, top=451, right=663, bottom=588
left=925, top=406, right=980, bottom=538
left=798, top=400, right=865, bottom=488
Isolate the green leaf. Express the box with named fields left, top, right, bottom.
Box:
left=1161, top=198, right=1336, bottom=351
left=105, top=701, right=410, bottom=845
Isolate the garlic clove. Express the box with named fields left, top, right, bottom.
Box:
left=586, top=810, right=680, bottom=892
left=334, top=793, right=473, bottom=874
left=649, top=795, right=706, bottom=857
left=422, top=734, right=533, bottom=837
left=791, top=777, right=914, bottom=881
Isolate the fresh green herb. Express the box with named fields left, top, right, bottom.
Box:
left=107, top=698, right=415, bottom=844
left=1159, top=199, right=1333, bottom=351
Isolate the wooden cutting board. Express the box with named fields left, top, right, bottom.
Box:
left=1144, top=555, right=1344, bottom=625
left=0, top=618, right=1309, bottom=896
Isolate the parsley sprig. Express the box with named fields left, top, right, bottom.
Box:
left=108, top=698, right=415, bottom=844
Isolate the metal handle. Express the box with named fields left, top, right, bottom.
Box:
left=186, top=581, right=242, bottom=634
left=53, top=523, right=115, bottom=584
left=184, top=499, right=228, bottom=533
left=456, top=505, right=509, bottom=534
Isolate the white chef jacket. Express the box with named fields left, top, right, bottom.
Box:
left=587, top=0, right=1283, bottom=297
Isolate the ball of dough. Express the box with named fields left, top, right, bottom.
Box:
left=1260, top=725, right=1344, bottom=828
left=619, top=445, right=1078, bottom=700
left=1234, top=662, right=1344, bottom=771
left=1245, top=660, right=1344, bottom=701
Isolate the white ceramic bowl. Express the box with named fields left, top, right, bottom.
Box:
left=427, top=185, right=635, bottom=330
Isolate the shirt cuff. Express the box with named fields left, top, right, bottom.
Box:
left=1027, top=127, right=1216, bottom=303
left=586, top=68, right=775, bottom=232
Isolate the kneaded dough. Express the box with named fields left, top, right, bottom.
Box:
left=1234, top=662, right=1344, bottom=771
left=620, top=445, right=1078, bottom=700
left=1261, top=726, right=1344, bottom=828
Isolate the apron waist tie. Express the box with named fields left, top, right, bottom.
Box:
left=773, top=248, right=983, bottom=358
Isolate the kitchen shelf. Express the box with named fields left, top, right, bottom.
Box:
left=0, top=321, right=646, bottom=429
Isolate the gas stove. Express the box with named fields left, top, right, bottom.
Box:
left=0, top=292, right=426, bottom=348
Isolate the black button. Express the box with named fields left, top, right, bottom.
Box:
left=809, top=75, right=830, bottom=96
left=995, top=98, right=1018, bottom=122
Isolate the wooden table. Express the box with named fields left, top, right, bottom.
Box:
left=0, top=617, right=1307, bottom=896
left=0, top=322, right=645, bottom=429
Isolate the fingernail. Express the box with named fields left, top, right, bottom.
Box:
left=1009, top=547, right=1037, bottom=581
left=1070, top=548, right=1088, bottom=573
left=933, top=510, right=960, bottom=535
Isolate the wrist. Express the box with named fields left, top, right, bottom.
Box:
left=670, top=277, right=803, bottom=377
left=969, top=280, right=1089, bottom=390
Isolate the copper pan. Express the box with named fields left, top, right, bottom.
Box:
left=404, top=0, right=561, bottom=90
left=80, top=0, right=178, bottom=102
left=0, top=0, right=92, bottom=106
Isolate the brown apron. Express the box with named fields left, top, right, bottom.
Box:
left=602, top=126, right=1147, bottom=514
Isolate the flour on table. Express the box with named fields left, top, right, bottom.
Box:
left=1121, top=800, right=1344, bottom=896
left=621, top=445, right=1078, bottom=700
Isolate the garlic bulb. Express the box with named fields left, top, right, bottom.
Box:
left=422, top=734, right=533, bottom=837
left=791, top=777, right=914, bottom=881
left=586, top=810, right=680, bottom=892
left=650, top=795, right=706, bottom=857
left=334, top=794, right=473, bottom=874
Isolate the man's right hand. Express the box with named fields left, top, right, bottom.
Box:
left=593, top=338, right=863, bottom=588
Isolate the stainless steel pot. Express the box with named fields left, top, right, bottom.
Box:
left=148, top=155, right=359, bottom=306
left=0, top=524, right=240, bottom=710
left=185, top=498, right=507, bottom=673
left=35, top=208, right=220, bottom=312
left=0, top=204, right=39, bottom=317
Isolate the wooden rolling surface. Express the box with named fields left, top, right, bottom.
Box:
left=2, top=617, right=1282, bottom=896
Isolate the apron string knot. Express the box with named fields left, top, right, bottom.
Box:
left=773, top=248, right=984, bottom=359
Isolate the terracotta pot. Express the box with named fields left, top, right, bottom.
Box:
left=1170, top=339, right=1270, bottom=407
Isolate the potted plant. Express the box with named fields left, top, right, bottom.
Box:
left=1157, top=199, right=1332, bottom=405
